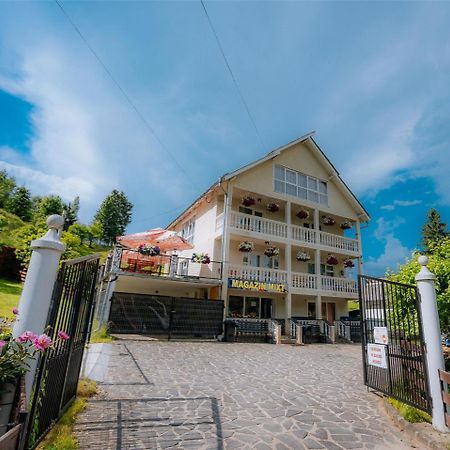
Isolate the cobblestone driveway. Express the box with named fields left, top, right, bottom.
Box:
left=74, top=341, right=420, bottom=450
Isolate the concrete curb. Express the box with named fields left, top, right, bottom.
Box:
left=381, top=397, right=449, bottom=450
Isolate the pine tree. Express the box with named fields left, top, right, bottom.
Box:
left=6, top=186, right=33, bottom=221
left=63, top=196, right=80, bottom=230
left=34, top=195, right=65, bottom=221
left=421, top=208, right=449, bottom=253
left=94, top=190, right=133, bottom=244
left=0, top=170, right=16, bottom=208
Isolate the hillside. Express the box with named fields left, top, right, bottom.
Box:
left=0, top=208, right=25, bottom=247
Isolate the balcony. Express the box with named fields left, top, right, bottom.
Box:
left=222, top=211, right=359, bottom=254
left=321, top=276, right=358, bottom=297
left=228, top=264, right=288, bottom=284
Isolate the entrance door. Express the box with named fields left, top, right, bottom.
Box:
left=327, top=303, right=336, bottom=322
left=261, top=298, right=272, bottom=319
left=321, top=303, right=326, bottom=320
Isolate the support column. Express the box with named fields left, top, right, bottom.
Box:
left=285, top=200, right=292, bottom=329
left=355, top=218, right=363, bottom=275
left=13, top=215, right=66, bottom=402
left=221, top=184, right=233, bottom=318
left=315, top=294, right=322, bottom=319
left=416, top=256, right=449, bottom=432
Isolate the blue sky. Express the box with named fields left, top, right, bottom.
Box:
left=0, top=1, right=449, bottom=276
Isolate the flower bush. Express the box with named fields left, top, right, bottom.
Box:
left=322, top=216, right=336, bottom=226
left=138, top=244, right=160, bottom=256
left=343, top=258, right=355, bottom=268
left=264, top=246, right=280, bottom=258
left=340, top=219, right=353, bottom=230
left=238, top=241, right=254, bottom=252
left=296, top=251, right=311, bottom=262
left=296, top=209, right=310, bottom=220
left=241, top=196, right=256, bottom=207
left=191, top=253, right=211, bottom=264
left=326, top=254, right=339, bottom=265
left=266, top=203, right=280, bottom=213
left=0, top=310, right=69, bottom=385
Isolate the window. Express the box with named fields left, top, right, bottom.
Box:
left=243, top=253, right=279, bottom=269
left=274, top=164, right=328, bottom=205
left=181, top=217, right=195, bottom=243
left=307, top=263, right=334, bottom=277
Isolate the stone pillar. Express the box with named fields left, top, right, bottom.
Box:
left=13, top=215, right=66, bottom=402
left=415, top=256, right=449, bottom=432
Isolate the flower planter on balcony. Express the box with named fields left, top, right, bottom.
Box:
left=138, top=244, right=160, bottom=256
left=322, top=216, right=336, bottom=226
left=340, top=220, right=353, bottom=230
left=344, top=259, right=355, bottom=268
left=238, top=241, right=254, bottom=252
left=266, top=203, right=280, bottom=213
left=296, top=251, right=311, bottom=262
left=296, top=209, right=310, bottom=219
left=264, top=246, right=280, bottom=258
left=191, top=253, right=211, bottom=264
left=326, top=255, right=339, bottom=265
left=242, top=196, right=256, bottom=207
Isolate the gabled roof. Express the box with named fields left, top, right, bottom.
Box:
left=167, top=132, right=370, bottom=228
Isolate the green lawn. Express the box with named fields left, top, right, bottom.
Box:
left=0, top=277, right=22, bottom=318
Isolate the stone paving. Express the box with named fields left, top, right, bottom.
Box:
left=74, top=341, right=423, bottom=450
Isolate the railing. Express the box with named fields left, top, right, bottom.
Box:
left=119, top=249, right=223, bottom=280
left=228, top=264, right=288, bottom=284
left=291, top=224, right=316, bottom=244
left=269, top=319, right=281, bottom=344
left=291, top=272, right=317, bottom=290
left=229, top=211, right=288, bottom=238
left=321, top=276, right=358, bottom=294
left=320, top=230, right=359, bottom=253
left=335, top=320, right=351, bottom=341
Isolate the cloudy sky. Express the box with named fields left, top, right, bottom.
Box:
left=0, top=1, right=449, bottom=276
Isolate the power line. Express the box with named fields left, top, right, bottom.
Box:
left=200, top=0, right=266, bottom=151
left=54, top=0, right=197, bottom=190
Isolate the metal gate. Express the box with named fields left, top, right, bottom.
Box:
left=24, top=254, right=100, bottom=449
left=358, top=275, right=431, bottom=413
left=109, top=292, right=224, bottom=340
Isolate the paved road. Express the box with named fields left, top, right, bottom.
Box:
left=74, top=341, right=421, bottom=450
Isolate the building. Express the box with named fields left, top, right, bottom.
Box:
left=102, top=131, right=369, bottom=339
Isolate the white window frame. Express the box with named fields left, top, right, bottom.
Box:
left=181, top=217, right=195, bottom=243
left=274, top=164, right=328, bottom=206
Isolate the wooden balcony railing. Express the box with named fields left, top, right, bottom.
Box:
left=229, top=212, right=288, bottom=239
left=228, top=264, right=288, bottom=284
left=319, top=230, right=359, bottom=253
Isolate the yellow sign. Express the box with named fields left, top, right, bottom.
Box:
left=228, top=278, right=287, bottom=293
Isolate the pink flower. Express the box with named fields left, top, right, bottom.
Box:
left=18, top=331, right=37, bottom=343
left=0, top=340, right=5, bottom=350
left=12, top=307, right=19, bottom=315
left=57, top=331, right=70, bottom=341
left=33, top=334, right=52, bottom=352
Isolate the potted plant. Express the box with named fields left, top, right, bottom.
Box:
left=264, top=246, right=280, bottom=258
left=340, top=220, right=353, bottom=230
left=296, top=209, right=310, bottom=220
left=322, top=216, right=336, bottom=226
left=0, top=310, right=69, bottom=437
left=191, top=253, right=211, bottom=264
left=238, top=241, right=254, bottom=252
left=266, top=203, right=280, bottom=213
left=343, top=258, right=355, bottom=268
left=242, top=196, right=256, bottom=207
left=326, top=254, right=339, bottom=265
left=138, top=244, right=161, bottom=256
left=296, top=251, right=311, bottom=262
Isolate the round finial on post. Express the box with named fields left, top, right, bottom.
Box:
left=46, top=214, right=64, bottom=230
left=416, top=254, right=435, bottom=281
left=418, top=255, right=429, bottom=267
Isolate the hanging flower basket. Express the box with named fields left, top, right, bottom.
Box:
left=343, top=258, right=355, bottom=268
left=326, top=254, right=339, bottom=265
left=266, top=203, right=280, bottom=213
left=340, top=220, right=353, bottom=230
left=296, top=251, right=311, bottom=262
left=138, top=244, right=160, bottom=256
left=191, top=253, right=211, bottom=264
left=242, top=196, right=256, bottom=207
left=296, top=209, right=310, bottom=220
left=264, top=246, right=280, bottom=258
left=238, top=241, right=254, bottom=252
left=322, top=216, right=336, bottom=226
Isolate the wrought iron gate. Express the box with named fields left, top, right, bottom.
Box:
left=109, top=292, right=224, bottom=340
left=24, top=254, right=100, bottom=449
left=358, top=275, right=431, bottom=413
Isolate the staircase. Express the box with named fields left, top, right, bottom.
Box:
left=280, top=335, right=298, bottom=345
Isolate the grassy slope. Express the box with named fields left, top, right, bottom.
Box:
left=0, top=278, right=22, bottom=318
left=0, top=208, right=25, bottom=247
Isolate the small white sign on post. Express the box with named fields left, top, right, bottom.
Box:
left=367, top=343, right=387, bottom=369
left=374, top=326, right=389, bottom=345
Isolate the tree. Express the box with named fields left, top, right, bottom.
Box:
left=0, top=170, right=16, bottom=208
left=421, top=208, right=448, bottom=254
left=63, top=196, right=80, bottom=230
left=94, top=190, right=133, bottom=244
left=6, top=186, right=33, bottom=221
left=34, top=195, right=65, bottom=221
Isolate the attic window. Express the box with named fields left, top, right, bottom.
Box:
left=274, top=164, right=328, bottom=205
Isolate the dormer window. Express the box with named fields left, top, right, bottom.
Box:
left=181, top=217, right=195, bottom=243
left=274, top=164, right=328, bottom=205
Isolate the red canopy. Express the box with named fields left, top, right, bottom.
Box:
left=117, top=228, right=194, bottom=252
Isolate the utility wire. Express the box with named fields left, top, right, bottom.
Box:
left=200, top=0, right=266, bottom=151
left=55, top=0, right=197, bottom=190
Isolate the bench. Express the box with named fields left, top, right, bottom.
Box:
left=225, top=319, right=272, bottom=343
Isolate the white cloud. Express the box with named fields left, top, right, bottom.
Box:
left=380, top=199, right=422, bottom=210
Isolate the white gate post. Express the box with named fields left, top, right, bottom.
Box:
left=13, top=215, right=66, bottom=402
left=415, top=255, right=449, bottom=432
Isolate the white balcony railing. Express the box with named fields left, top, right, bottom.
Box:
left=215, top=212, right=224, bottom=232
left=319, top=230, right=359, bottom=253
left=228, top=264, right=288, bottom=284
left=321, top=276, right=358, bottom=294
left=229, top=212, right=288, bottom=239
left=291, top=224, right=316, bottom=245
left=291, top=272, right=317, bottom=290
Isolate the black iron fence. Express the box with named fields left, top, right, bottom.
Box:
left=24, top=254, right=99, bottom=449
left=358, top=275, right=430, bottom=413
left=117, top=248, right=222, bottom=280
left=109, top=292, right=224, bottom=340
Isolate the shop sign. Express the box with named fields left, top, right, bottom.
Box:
left=367, top=343, right=387, bottom=369
left=228, top=278, right=288, bottom=293
left=374, top=326, right=389, bottom=345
